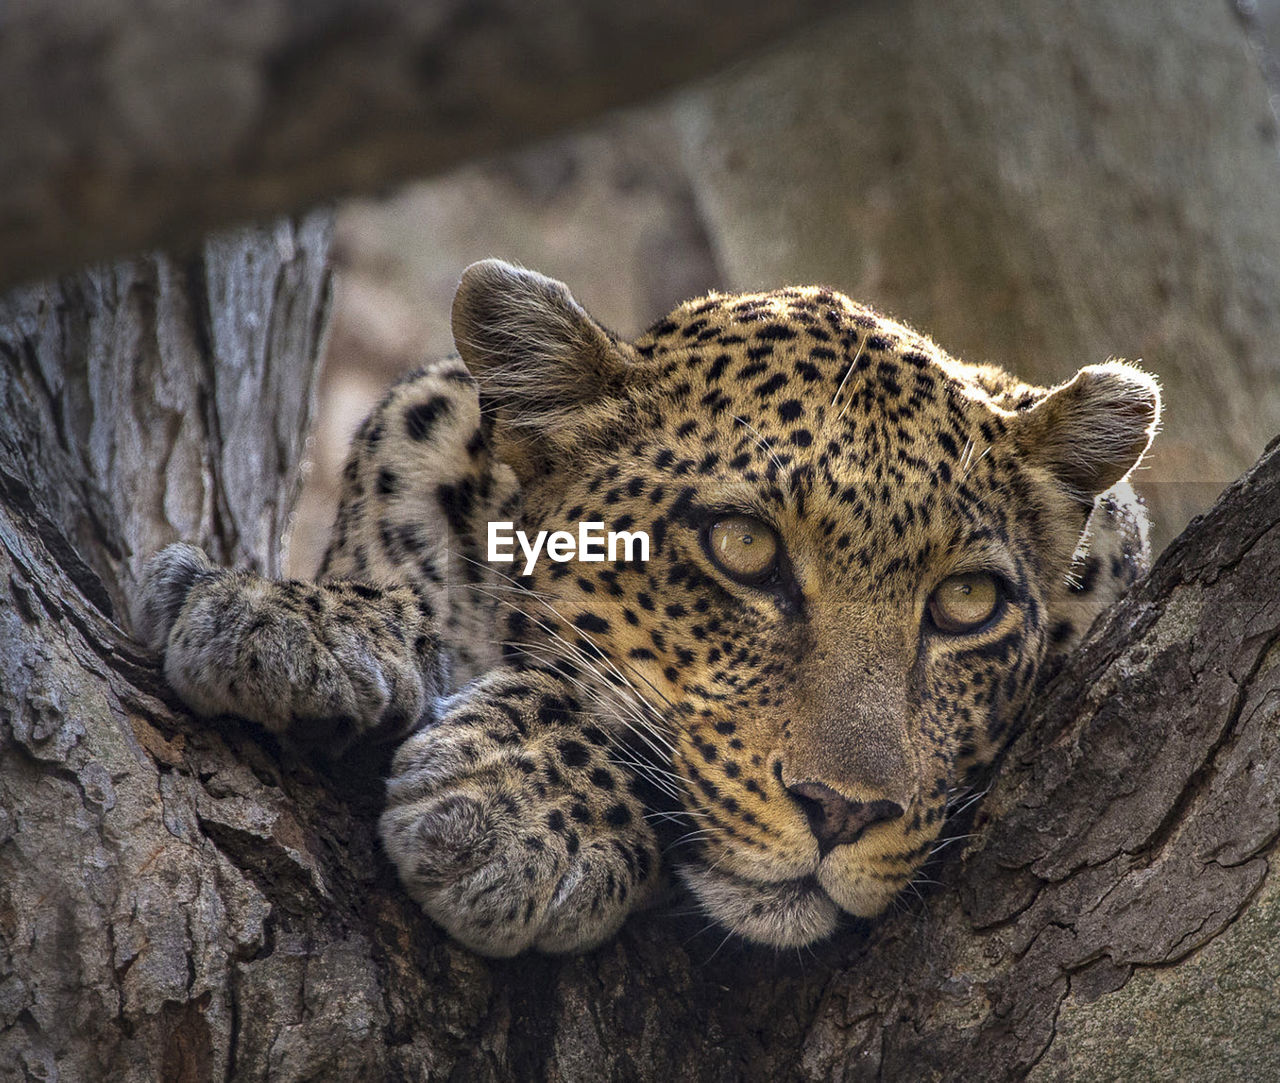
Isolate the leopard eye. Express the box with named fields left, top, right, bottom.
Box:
left=706, top=516, right=779, bottom=584
left=928, top=573, right=1000, bottom=634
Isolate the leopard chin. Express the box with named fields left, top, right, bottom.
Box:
left=678, top=864, right=839, bottom=948
left=679, top=847, right=912, bottom=948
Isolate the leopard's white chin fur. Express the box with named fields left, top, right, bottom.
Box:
left=678, top=865, right=839, bottom=948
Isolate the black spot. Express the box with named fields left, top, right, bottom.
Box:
left=538, top=696, right=572, bottom=729
left=604, top=803, right=632, bottom=827
left=405, top=396, right=451, bottom=441
left=789, top=429, right=813, bottom=448
left=558, top=739, right=590, bottom=767
left=573, top=613, right=611, bottom=634
left=436, top=479, right=475, bottom=535
left=1071, top=556, right=1101, bottom=595
left=754, top=373, right=787, bottom=399
left=376, top=468, right=399, bottom=496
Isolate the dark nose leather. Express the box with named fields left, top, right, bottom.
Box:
left=786, top=781, right=904, bottom=856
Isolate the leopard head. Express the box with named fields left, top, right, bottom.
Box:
left=452, top=259, right=1159, bottom=947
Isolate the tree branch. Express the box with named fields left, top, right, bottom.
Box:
left=0, top=0, right=839, bottom=291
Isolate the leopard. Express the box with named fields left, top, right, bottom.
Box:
left=136, top=259, right=1160, bottom=958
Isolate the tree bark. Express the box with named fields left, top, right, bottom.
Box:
left=0, top=213, right=333, bottom=1080
left=0, top=0, right=838, bottom=293
left=2, top=219, right=1278, bottom=1080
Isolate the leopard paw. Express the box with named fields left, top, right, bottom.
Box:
left=380, top=674, right=660, bottom=956
left=138, top=546, right=447, bottom=751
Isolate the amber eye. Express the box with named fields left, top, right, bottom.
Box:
left=928, top=573, right=1000, bottom=634
left=706, top=516, right=780, bottom=584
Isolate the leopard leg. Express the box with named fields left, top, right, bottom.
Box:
left=380, top=669, right=662, bottom=956
left=319, top=356, right=520, bottom=686
left=135, top=356, right=518, bottom=751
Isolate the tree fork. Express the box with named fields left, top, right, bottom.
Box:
left=1, top=224, right=1278, bottom=1078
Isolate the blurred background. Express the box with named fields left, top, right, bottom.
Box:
left=288, top=0, right=1280, bottom=575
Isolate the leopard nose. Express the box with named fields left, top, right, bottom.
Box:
left=786, top=781, right=904, bottom=856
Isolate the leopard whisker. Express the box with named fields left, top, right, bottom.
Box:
left=832, top=336, right=867, bottom=422
left=497, top=626, right=678, bottom=763
left=461, top=556, right=683, bottom=724
left=731, top=414, right=788, bottom=477
left=663, top=831, right=718, bottom=857
left=502, top=640, right=687, bottom=800
left=468, top=581, right=678, bottom=748
left=508, top=649, right=685, bottom=800
left=926, top=832, right=976, bottom=858
left=945, top=786, right=991, bottom=819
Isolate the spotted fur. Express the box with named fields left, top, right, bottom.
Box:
left=138, top=260, right=1159, bottom=956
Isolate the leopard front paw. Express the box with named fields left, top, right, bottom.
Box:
left=138, top=547, right=447, bottom=751
left=380, top=680, right=660, bottom=956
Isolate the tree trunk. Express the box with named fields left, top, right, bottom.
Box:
left=2, top=218, right=1278, bottom=1080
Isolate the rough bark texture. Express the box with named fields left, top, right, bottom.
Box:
left=0, top=214, right=335, bottom=1080
left=2, top=221, right=1279, bottom=1079
left=0, top=0, right=838, bottom=293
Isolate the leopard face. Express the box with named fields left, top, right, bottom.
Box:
left=450, top=260, right=1159, bottom=947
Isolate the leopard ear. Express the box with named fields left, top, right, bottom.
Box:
left=451, top=259, right=636, bottom=443
left=1013, top=362, right=1161, bottom=501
